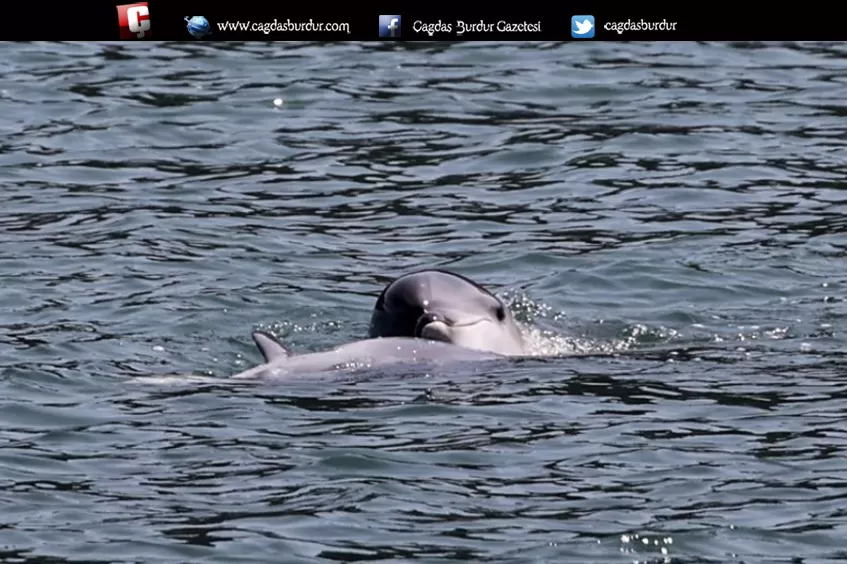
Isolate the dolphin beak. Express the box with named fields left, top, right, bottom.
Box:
left=416, top=313, right=490, bottom=348
left=418, top=319, right=453, bottom=343
left=417, top=314, right=521, bottom=355
left=415, top=312, right=446, bottom=338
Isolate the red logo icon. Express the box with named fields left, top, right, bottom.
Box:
left=116, top=3, right=151, bottom=39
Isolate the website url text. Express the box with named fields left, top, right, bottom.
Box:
left=217, top=18, right=351, bottom=35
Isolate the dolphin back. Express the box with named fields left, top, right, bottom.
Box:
left=231, top=336, right=503, bottom=380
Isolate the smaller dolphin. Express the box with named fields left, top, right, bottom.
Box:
left=230, top=331, right=502, bottom=380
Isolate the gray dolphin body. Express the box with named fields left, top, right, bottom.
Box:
left=227, top=270, right=525, bottom=381
left=230, top=331, right=502, bottom=380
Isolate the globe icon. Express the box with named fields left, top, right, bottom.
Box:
left=185, top=16, right=211, bottom=39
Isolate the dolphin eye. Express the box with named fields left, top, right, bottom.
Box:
left=495, top=305, right=506, bottom=321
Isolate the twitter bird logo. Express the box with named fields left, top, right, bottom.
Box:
left=571, top=15, right=595, bottom=38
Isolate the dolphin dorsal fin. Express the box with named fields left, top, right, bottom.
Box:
left=252, top=331, right=291, bottom=362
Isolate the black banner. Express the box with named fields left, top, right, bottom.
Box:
left=1, top=5, right=844, bottom=41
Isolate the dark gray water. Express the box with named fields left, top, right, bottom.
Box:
left=1, top=41, right=846, bottom=563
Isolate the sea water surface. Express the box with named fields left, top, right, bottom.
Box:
left=1, top=41, right=846, bottom=563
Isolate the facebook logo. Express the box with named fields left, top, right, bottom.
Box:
left=379, top=15, right=401, bottom=38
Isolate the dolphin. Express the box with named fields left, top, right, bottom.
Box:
left=229, top=331, right=503, bottom=380
left=225, top=270, right=524, bottom=381
left=144, top=270, right=525, bottom=384
left=368, top=269, right=526, bottom=356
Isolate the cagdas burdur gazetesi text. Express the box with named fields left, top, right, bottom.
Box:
left=412, top=19, right=542, bottom=36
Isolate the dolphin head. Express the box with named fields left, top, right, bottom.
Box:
left=368, top=269, right=525, bottom=356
